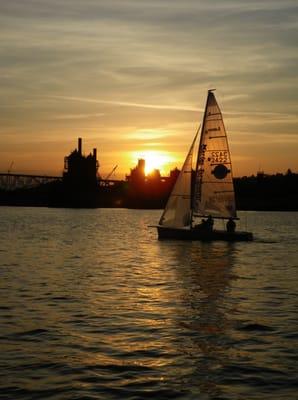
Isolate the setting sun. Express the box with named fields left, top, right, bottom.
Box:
left=131, top=150, right=176, bottom=176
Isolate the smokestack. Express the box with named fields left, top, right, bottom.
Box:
left=93, top=148, right=97, bottom=161
left=78, top=137, right=82, bottom=155
left=138, top=158, right=145, bottom=171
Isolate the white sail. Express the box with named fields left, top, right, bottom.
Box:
left=193, top=91, right=236, bottom=219
left=159, top=130, right=199, bottom=228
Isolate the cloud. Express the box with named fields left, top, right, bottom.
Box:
left=52, top=112, right=105, bottom=120
left=0, top=0, right=297, bottom=176
left=49, top=95, right=201, bottom=112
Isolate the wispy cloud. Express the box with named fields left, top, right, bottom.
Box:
left=52, top=112, right=105, bottom=120
left=49, top=95, right=201, bottom=112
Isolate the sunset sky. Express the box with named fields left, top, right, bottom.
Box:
left=0, top=0, right=297, bottom=178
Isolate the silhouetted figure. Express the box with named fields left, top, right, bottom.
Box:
left=194, top=215, right=214, bottom=232
left=206, top=215, right=214, bottom=231
left=226, top=218, right=236, bottom=233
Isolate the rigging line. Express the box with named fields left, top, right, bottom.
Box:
left=191, top=91, right=211, bottom=227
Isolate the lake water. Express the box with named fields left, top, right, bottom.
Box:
left=0, top=207, right=297, bottom=399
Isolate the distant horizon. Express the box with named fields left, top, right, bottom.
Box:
left=1, top=154, right=296, bottom=182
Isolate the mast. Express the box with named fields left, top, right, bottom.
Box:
left=191, top=89, right=213, bottom=226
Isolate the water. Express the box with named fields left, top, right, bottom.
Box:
left=0, top=207, right=297, bottom=400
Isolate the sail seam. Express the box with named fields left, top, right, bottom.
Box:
left=210, top=162, right=231, bottom=166
left=205, top=149, right=230, bottom=152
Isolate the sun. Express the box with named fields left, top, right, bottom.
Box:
left=144, top=153, right=166, bottom=175
left=132, top=150, right=175, bottom=176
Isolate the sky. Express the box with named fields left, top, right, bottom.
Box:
left=0, top=0, right=297, bottom=178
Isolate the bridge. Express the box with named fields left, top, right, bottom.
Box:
left=0, top=173, right=62, bottom=191
left=0, top=173, right=124, bottom=191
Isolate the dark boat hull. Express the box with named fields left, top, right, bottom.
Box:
left=157, top=226, right=253, bottom=241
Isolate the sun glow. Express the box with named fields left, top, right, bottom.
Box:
left=132, top=150, right=176, bottom=175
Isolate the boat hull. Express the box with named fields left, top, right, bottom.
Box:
left=157, top=226, right=253, bottom=242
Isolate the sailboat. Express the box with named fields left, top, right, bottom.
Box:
left=156, top=89, right=253, bottom=241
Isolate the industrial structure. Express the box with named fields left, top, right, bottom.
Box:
left=63, top=137, right=99, bottom=189
left=0, top=138, right=178, bottom=208
left=125, top=158, right=179, bottom=208
left=1, top=137, right=297, bottom=210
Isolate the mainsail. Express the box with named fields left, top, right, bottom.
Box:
left=159, top=130, right=199, bottom=228
left=193, top=90, right=237, bottom=219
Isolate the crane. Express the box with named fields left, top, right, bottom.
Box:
left=8, top=161, right=14, bottom=174
left=104, top=165, right=118, bottom=181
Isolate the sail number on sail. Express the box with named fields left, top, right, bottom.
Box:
left=209, top=151, right=228, bottom=164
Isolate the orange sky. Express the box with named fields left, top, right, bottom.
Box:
left=0, top=1, right=297, bottom=178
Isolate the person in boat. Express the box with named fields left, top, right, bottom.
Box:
left=195, top=219, right=206, bottom=230
left=226, top=217, right=236, bottom=233
left=195, top=215, right=214, bottom=231
left=206, top=215, right=214, bottom=231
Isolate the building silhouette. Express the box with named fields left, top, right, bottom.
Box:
left=50, top=138, right=100, bottom=207
left=125, top=158, right=177, bottom=208
left=63, top=137, right=99, bottom=189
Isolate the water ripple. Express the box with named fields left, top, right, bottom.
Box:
left=0, top=208, right=297, bottom=399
